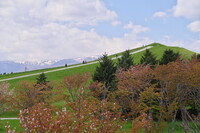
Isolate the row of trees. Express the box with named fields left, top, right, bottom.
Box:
left=91, top=49, right=200, bottom=132
left=93, top=49, right=181, bottom=98
left=2, top=73, right=125, bottom=132
left=1, top=48, right=200, bottom=132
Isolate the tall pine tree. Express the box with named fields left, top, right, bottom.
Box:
left=159, top=49, right=179, bottom=65
left=140, top=49, right=158, bottom=65
left=93, top=53, right=117, bottom=94
left=117, top=50, right=134, bottom=70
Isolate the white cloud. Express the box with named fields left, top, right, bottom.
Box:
left=192, top=40, right=200, bottom=52
left=0, top=0, right=133, bottom=61
left=187, top=21, right=200, bottom=32
left=0, top=0, right=159, bottom=62
left=173, top=0, right=200, bottom=19
left=0, top=19, right=152, bottom=61
left=180, top=40, right=200, bottom=53
left=123, top=22, right=150, bottom=33
left=153, top=11, right=168, bottom=18
left=111, top=21, right=121, bottom=26
left=0, top=0, right=117, bottom=26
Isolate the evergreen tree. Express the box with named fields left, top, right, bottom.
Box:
left=35, top=73, right=53, bottom=103
left=160, top=49, right=180, bottom=65
left=117, top=50, right=134, bottom=70
left=36, top=73, right=49, bottom=85
left=140, top=49, right=158, bottom=65
left=197, top=54, right=200, bottom=60
left=93, top=53, right=117, bottom=92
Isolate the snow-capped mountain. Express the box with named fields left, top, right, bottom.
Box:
left=0, top=55, right=100, bottom=74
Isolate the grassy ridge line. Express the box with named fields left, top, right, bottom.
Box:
left=0, top=46, right=153, bottom=82
left=0, top=61, right=98, bottom=82
left=112, top=46, right=152, bottom=60
left=0, top=45, right=149, bottom=80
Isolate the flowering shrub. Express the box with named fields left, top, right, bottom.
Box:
left=131, top=113, right=153, bottom=133
left=0, top=82, right=13, bottom=114
left=18, top=89, right=123, bottom=132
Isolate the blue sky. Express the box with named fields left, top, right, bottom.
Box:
left=0, top=0, right=199, bottom=61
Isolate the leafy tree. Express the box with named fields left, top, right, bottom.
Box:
left=197, top=54, right=200, bottom=61
left=117, top=50, right=134, bottom=70
left=115, top=65, right=153, bottom=118
left=13, top=81, right=63, bottom=109
left=93, top=53, right=117, bottom=97
left=0, top=82, right=12, bottom=114
left=63, top=73, right=90, bottom=102
left=36, top=73, right=49, bottom=85
left=89, top=81, right=107, bottom=101
left=159, top=49, right=180, bottom=65
left=195, top=54, right=200, bottom=58
left=16, top=87, right=123, bottom=133
left=154, top=61, right=200, bottom=132
left=131, top=113, right=153, bottom=133
left=140, top=49, right=158, bottom=65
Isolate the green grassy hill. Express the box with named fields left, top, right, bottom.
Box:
left=0, top=43, right=197, bottom=132
left=131, top=43, right=195, bottom=63
left=0, top=43, right=197, bottom=88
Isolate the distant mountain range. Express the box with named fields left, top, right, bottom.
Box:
left=0, top=55, right=100, bottom=74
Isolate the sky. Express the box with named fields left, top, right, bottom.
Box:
left=0, top=0, right=200, bottom=61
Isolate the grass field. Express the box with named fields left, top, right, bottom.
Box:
left=0, top=43, right=196, bottom=87
left=0, top=43, right=198, bottom=132
left=0, top=120, right=187, bottom=132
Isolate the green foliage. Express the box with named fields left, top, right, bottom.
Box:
left=160, top=49, right=180, bottom=65
left=36, top=73, right=49, bottom=85
left=93, top=53, right=117, bottom=91
left=0, top=120, right=22, bottom=132
left=0, top=43, right=196, bottom=90
left=140, top=49, right=158, bottom=65
left=0, top=82, right=12, bottom=115
left=197, top=54, right=200, bottom=61
left=117, top=50, right=134, bottom=70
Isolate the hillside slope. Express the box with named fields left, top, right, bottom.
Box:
left=132, top=43, right=195, bottom=63
left=0, top=43, right=197, bottom=88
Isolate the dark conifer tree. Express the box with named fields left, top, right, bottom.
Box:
left=197, top=54, right=200, bottom=60
left=35, top=73, right=52, bottom=103
left=159, top=49, right=180, bottom=65
left=36, top=73, right=49, bottom=85
left=93, top=53, right=117, bottom=92
left=117, top=50, right=134, bottom=70
left=140, top=49, right=158, bottom=65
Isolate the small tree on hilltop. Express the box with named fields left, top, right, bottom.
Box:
left=140, top=49, right=158, bottom=65
left=117, top=50, right=134, bottom=70
left=93, top=53, right=117, bottom=99
left=35, top=73, right=60, bottom=104
left=160, top=49, right=180, bottom=65
left=36, top=73, right=49, bottom=85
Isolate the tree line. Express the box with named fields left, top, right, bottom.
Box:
left=1, top=49, right=200, bottom=132
left=91, top=49, right=200, bottom=132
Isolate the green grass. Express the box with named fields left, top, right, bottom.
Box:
left=0, top=120, right=188, bottom=133
left=6, top=63, right=98, bottom=89
left=0, top=43, right=197, bottom=119
left=0, top=111, right=19, bottom=118
left=132, top=43, right=195, bottom=64
left=119, top=121, right=189, bottom=133
left=0, top=43, right=197, bottom=85
left=0, top=66, right=65, bottom=80
left=0, top=120, right=22, bottom=132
